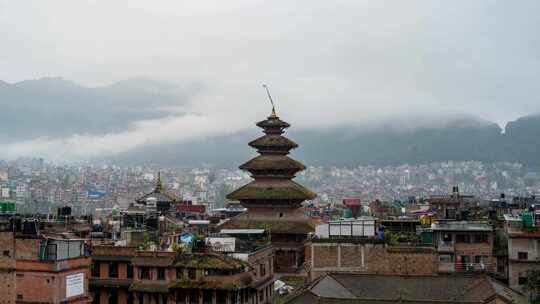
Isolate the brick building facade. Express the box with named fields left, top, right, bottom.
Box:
left=307, top=239, right=437, bottom=281
left=0, top=230, right=92, bottom=304
left=90, top=243, right=275, bottom=304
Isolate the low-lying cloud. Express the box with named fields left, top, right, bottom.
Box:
left=0, top=1, right=539, bottom=162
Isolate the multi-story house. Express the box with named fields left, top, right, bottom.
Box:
left=90, top=235, right=275, bottom=304
left=0, top=217, right=92, bottom=304
left=90, top=246, right=136, bottom=304
left=431, top=221, right=494, bottom=273
left=504, top=214, right=540, bottom=291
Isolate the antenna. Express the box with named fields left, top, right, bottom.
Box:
left=262, top=84, right=277, bottom=116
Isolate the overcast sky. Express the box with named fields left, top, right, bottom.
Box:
left=0, top=1, right=539, bottom=161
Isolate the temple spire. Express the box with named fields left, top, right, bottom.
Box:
left=262, top=84, right=277, bottom=118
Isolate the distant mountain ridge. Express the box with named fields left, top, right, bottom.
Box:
left=110, top=114, right=540, bottom=168
left=1, top=77, right=539, bottom=167
left=0, top=77, right=185, bottom=142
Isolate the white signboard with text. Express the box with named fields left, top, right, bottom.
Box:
left=66, top=273, right=84, bottom=298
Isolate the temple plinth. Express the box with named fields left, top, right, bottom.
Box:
left=222, top=110, right=317, bottom=274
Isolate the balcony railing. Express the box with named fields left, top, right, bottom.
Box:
left=437, top=242, right=454, bottom=252
left=438, top=262, right=493, bottom=273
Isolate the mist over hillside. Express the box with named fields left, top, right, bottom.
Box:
left=0, top=77, right=539, bottom=167
left=0, top=77, right=186, bottom=142
left=109, top=115, right=540, bottom=168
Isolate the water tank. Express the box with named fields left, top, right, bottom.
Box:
left=522, top=212, right=534, bottom=228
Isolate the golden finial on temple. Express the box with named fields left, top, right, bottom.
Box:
left=262, top=84, right=277, bottom=118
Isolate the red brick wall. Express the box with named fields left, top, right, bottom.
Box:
left=14, top=238, right=40, bottom=260
left=312, top=245, right=338, bottom=268
left=310, top=243, right=437, bottom=280
left=0, top=232, right=16, bottom=304
left=0, top=271, right=16, bottom=304
left=16, top=258, right=91, bottom=303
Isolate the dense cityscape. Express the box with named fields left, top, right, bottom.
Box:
left=2, top=158, right=539, bottom=215
left=2, top=1, right=540, bottom=304
left=1, top=109, right=539, bottom=304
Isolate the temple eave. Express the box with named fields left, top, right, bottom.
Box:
left=226, top=181, right=316, bottom=201
left=239, top=155, right=306, bottom=172
left=248, top=135, right=299, bottom=149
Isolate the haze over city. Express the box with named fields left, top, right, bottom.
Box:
left=1, top=0, right=539, bottom=162
left=3, top=2, right=540, bottom=304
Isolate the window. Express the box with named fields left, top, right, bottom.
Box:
left=92, top=262, right=101, bottom=277
left=109, top=262, right=118, bottom=278
left=160, top=294, right=167, bottom=304
left=439, top=255, right=453, bottom=263
left=216, top=290, right=227, bottom=304
left=519, top=276, right=527, bottom=285
left=473, top=234, right=488, bottom=243
left=176, top=290, right=185, bottom=304
left=138, top=293, right=145, bottom=304
left=108, top=289, right=118, bottom=304
left=474, top=256, right=482, bottom=264
left=157, top=267, right=165, bottom=280
left=460, top=255, right=471, bottom=263
left=260, top=263, right=266, bottom=277
left=518, top=252, right=528, bottom=260
left=45, top=243, right=57, bottom=260
left=92, top=290, right=100, bottom=304
left=127, top=263, right=133, bottom=279
left=127, top=293, right=134, bottom=304
left=203, top=290, right=213, bottom=304
left=456, top=234, right=470, bottom=243
left=140, top=267, right=151, bottom=280
left=3, top=250, right=10, bottom=257
left=189, top=290, right=198, bottom=304
left=176, top=268, right=184, bottom=280
left=188, top=268, right=196, bottom=280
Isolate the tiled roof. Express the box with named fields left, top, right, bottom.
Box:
left=226, top=180, right=316, bottom=201
left=239, top=155, right=306, bottom=171
left=248, top=134, right=298, bottom=149
left=287, top=273, right=526, bottom=304
left=256, top=117, right=290, bottom=129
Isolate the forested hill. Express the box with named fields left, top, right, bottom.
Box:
left=112, top=115, right=540, bottom=168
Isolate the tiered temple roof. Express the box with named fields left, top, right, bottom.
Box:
left=136, top=172, right=176, bottom=204
left=227, top=110, right=316, bottom=207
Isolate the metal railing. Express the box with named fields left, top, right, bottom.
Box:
left=438, top=262, right=493, bottom=273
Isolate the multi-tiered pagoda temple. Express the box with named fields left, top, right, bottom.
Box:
left=222, top=108, right=317, bottom=273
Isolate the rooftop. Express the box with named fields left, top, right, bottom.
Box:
left=239, top=155, right=306, bottom=172
left=226, top=180, right=316, bottom=201
left=219, top=217, right=316, bottom=234
left=431, top=221, right=492, bottom=232
left=287, top=273, right=525, bottom=304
